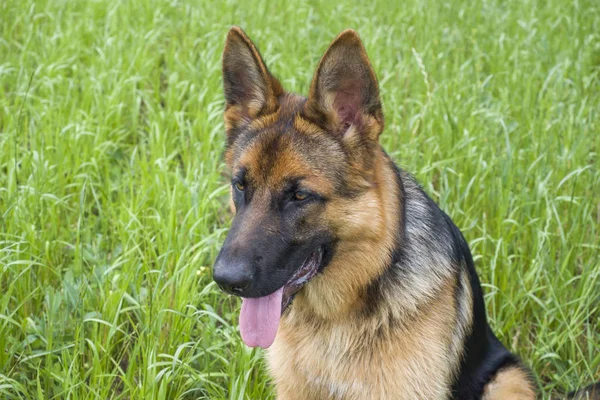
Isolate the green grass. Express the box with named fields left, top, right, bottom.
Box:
left=1, top=0, right=599, bottom=398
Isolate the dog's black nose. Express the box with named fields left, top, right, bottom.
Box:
left=213, top=262, right=252, bottom=295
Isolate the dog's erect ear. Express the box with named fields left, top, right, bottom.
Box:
left=304, top=30, right=383, bottom=142
left=222, top=27, right=283, bottom=131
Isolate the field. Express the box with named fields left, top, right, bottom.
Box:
left=1, top=0, right=599, bottom=398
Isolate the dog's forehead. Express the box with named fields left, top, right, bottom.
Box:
left=237, top=129, right=344, bottom=193
left=227, top=93, right=348, bottom=193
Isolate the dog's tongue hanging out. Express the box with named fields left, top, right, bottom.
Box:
left=239, top=288, right=283, bottom=348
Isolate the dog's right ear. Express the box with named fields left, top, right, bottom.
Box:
left=304, top=30, right=383, bottom=142
left=222, top=27, right=283, bottom=134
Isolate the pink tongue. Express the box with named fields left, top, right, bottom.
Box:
left=239, top=288, right=283, bottom=348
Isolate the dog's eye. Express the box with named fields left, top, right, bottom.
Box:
left=293, top=191, right=310, bottom=201
left=234, top=181, right=245, bottom=191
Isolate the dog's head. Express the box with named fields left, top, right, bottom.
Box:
left=213, top=27, right=386, bottom=347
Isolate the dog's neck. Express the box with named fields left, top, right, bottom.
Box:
left=289, top=147, right=401, bottom=321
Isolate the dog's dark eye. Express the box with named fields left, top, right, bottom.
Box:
left=293, top=191, right=310, bottom=201
left=234, top=181, right=245, bottom=191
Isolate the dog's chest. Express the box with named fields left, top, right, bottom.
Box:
left=266, top=319, right=456, bottom=400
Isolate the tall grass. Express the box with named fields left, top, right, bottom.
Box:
left=1, top=0, right=599, bottom=398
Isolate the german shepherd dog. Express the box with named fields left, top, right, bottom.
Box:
left=212, top=27, right=599, bottom=400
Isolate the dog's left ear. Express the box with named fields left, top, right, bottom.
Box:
left=222, top=27, right=283, bottom=132
left=304, top=30, right=383, bottom=142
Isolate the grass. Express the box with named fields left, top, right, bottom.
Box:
left=0, top=0, right=599, bottom=398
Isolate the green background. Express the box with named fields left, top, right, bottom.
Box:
left=1, top=0, right=599, bottom=398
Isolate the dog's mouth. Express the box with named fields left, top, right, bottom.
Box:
left=281, top=246, right=323, bottom=311
left=239, top=246, right=324, bottom=349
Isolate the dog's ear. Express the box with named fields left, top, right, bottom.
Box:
left=222, top=27, right=283, bottom=132
left=304, top=30, right=383, bottom=142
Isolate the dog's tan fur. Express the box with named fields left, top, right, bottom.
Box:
left=482, top=367, right=537, bottom=400
left=270, top=277, right=464, bottom=399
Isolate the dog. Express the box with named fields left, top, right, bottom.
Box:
left=212, top=27, right=599, bottom=400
